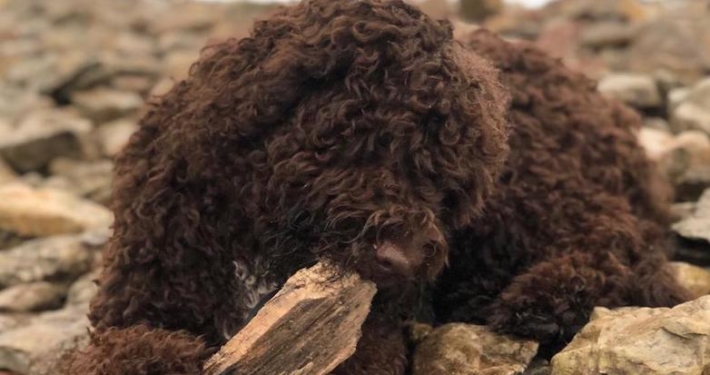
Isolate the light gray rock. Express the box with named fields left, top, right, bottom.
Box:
left=0, top=109, right=91, bottom=172
left=551, top=296, right=710, bottom=375
left=0, top=234, right=98, bottom=289
left=94, top=118, right=137, bottom=157
left=45, top=158, right=113, bottom=205
left=671, top=78, right=710, bottom=135
left=598, top=73, right=661, bottom=108
left=0, top=182, right=112, bottom=237
left=0, top=282, right=68, bottom=312
left=71, top=88, right=143, bottom=124
left=66, top=270, right=99, bottom=306
left=580, top=21, right=634, bottom=49
left=673, top=189, right=710, bottom=243
left=0, top=306, right=89, bottom=375
left=413, top=323, right=539, bottom=375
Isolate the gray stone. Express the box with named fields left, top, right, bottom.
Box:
left=0, top=182, right=112, bottom=237
left=71, top=88, right=143, bottom=124
left=45, top=158, right=113, bottom=205
left=673, top=189, right=710, bottom=243
left=413, top=323, right=538, bottom=375
left=580, top=21, right=634, bottom=49
left=66, top=270, right=99, bottom=306
left=0, top=234, right=98, bottom=289
left=94, top=118, right=137, bottom=157
left=671, top=78, right=710, bottom=135
left=551, top=296, right=710, bottom=375
left=0, top=306, right=89, bottom=375
left=598, top=73, right=661, bottom=108
left=0, top=109, right=91, bottom=172
left=0, top=282, right=68, bottom=312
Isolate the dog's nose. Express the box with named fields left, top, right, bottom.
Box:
left=374, top=241, right=420, bottom=277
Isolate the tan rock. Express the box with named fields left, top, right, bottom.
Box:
left=0, top=158, right=15, bottom=185
left=94, top=118, right=137, bottom=157
left=413, top=324, right=538, bottom=375
left=671, top=262, right=710, bottom=299
left=0, top=306, right=90, bottom=375
left=0, top=109, right=91, bottom=172
left=66, top=270, right=99, bottom=306
left=551, top=295, right=710, bottom=375
left=0, top=282, right=68, bottom=312
left=0, top=182, right=112, bottom=237
left=0, top=234, right=99, bottom=289
left=45, top=158, right=113, bottom=205
left=72, top=88, right=143, bottom=124
left=673, top=189, right=710, bottom=243
left=598, top=73, right=661, bottom=109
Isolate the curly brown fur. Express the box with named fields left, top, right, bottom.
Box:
left=68, top=2, right=691, bottom=374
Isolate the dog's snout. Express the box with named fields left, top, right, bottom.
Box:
left=374, top=241, right=421, bottom=277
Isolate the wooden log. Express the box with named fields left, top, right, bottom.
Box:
left=203, top=262, right=377, bottom=375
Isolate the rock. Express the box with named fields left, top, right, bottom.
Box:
left=65, top=270, right=99, bottom=306
left=0, top=314, right=29, bottom=335
left=668, top=87, right=691, bottom=115
left=580, top=21, right=634, bottom=49
left=0, top=306, right=89, bottom=375
left=71, top=88, right=143, bottom=124
left=551, top=295, right=710, bottom=375
left=45, top=158, right=113, bottom=204
left=458, top=0, right=503, bottom=22
left=643, top=117, right=670, bottom=132
left=673, top=189, right=710, bottom=243
left=0, top=158, right=15, bottom=185
left=627, top=16, right=710, bottom=85
left=638, top=128, right=710, bottom=201
left=94, top=118, right=137, bottom=157
left=162, top=49, right=199, bottom=81
left=671, top=78, right=710, bottom=135
left=671, top=202, right=696, bottom=222
left=523, top=359, right=551, bottom=375
left=0, top=282, right=68, bottom=312
left=0, top=234, right=99, bottom=289
left=0, top=182, right=112, bottom=237
left=0, top=109, right=91, bottom=172
left=597, top=73, right=661, bottom=109
left=412, top=324, right=539, bottom=375
left=0, top=86, right=53, bottom=123
left=670, top=262, right=710, bottom=299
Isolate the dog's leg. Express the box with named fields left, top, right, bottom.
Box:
left=65, top=325, right=211, bottom=375
left=485, top=250, right=690, bottom=354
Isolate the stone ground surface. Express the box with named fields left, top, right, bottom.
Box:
left=0, top=0, right=709, bottom=374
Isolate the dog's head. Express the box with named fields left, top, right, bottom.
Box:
left=196, top=0, right=510, bottom=286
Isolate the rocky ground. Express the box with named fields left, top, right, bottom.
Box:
left=0, top=0, right=709, bottom=374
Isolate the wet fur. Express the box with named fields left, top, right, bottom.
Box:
left=67, top=1, right=691, bottom=374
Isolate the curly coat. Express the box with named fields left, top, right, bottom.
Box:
left=67, top=1, right=691, bottom=374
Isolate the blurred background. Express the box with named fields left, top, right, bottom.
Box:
left=0, top=0, right=709, bottom=374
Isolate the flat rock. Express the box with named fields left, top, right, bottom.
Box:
left=0, top=109, right=91, bottom=172
left=580, top=21, right=635, bottom=49
left=671, top=262, right=710, bottom=299
left=65, top=270, right=99, bottom=306
left=45, top=158, right=113, bottom=205
left=0, top=158, right=15, bottom=185
left=0, top=234, right=98, bottom=289
left=71, top=88, right=143, bottom=124
left=598, top=73, right=661, bottom=109
left=671, top=78, right=710, bottom=135
left=0, top=182, right=112, bottom=237
left=673, top=189, right=710, bottom=243
left=0, top=281, right=68, bottom=313
left=551, top=295, right=710, bottom=375
left=0, top=306, right=89, bottom=375
left=413, top=323, right=539, bottom=375
left=94, top=118, right=137, bottom=157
